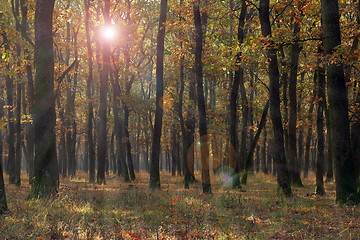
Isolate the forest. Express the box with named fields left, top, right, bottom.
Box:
left=0, top=0, right=359, bottom=239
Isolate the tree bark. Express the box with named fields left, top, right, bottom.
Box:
left=30, top=0, right=59, bottom=198
left=303, top=74, right=317, bottom=178
left=325, top=106, right=333, bottom=181
left=97, top=0, right=111, bottom=184
left=316, top=47, right=326, bottom=195
left=322, top=0, right=359, bottom=204
left=241, top=101, right=269, bottom=184
left=194, top=0, right=212, bottom=194
left=350, top=0, right=360, bottom=189
left=2, top=32, right=16, bottom=184
left=259, top=0, right=292, bottom=197
left=262, top=122, right=268, bottom=174
left=230, top=0, right=247, bottom=189
left=288, top=22, right=303, bottom=187
left=111, top=71, right=130, bottom=182
left=150, top=0, right=167, bottom=189
left=0, top=99, right=8, bottom=214
left=124, top=106, right=135, bottom=180
left=84, top=0, right=95, bottom=183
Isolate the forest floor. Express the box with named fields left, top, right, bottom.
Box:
left=0, top=171, right=359, bottom=239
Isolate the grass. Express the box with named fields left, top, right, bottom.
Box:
left=0, top=171, right=359, bottom=239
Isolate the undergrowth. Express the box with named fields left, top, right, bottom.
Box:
left=0, top=171, right=359, bottom=239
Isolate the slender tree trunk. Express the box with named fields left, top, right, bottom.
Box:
left=124, top=106, right=135, bottom=180
left=84, top=0, right=95, bottom=183
left=97, top=0, right=111, bottom=184
left=322, top=0, right=359, bottom=204
left=279, top=48, right=289, bottom=158
left=288, top=22, right=303, bottom=187
left=316, top=47, right=326, bottom=195
left=11, top=1, right=23, bottom=186
left=178, top=42, right=193, bottom=188
left=230, top=0, right=247, bottom=189
left=171, top=127, right=179, bottom=176
left=17, top=0, right=34, bottom=183
left=14, top=62, right=22, bottom=186
left=194, top=0, right=211, bottom=194
left=30, top=0, right=59, bottom=198
left=259, top=0, right=292, bottom=197
left=2, top=34, right=16, bottom=183
left=65, top=18, right=77, bottom=178
left=0, top=99, right=8, bottom=214
left=304, top=74, right=317, bottom=178
left=262, top=123, right=268, bottom=174
left=17, top=0, right=33, bottom=183
left=150, top=0, right=167, bottom=189
left=297, top=72, right=305, bottom=174
left=111, top=72, right=130, bottom=181
left=241, top=101, right=269, bottom=184
left=325, top=106, right=333, bottom=181
left=22, top=4, right=35, bottom=183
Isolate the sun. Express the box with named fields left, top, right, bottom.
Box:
left=101, top=25, right=117, bottom=41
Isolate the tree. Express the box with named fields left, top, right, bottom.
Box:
left=30, top=0, right=59, bottom=198
left=259, top=0, right=292, bottom=197
left=241, top=101, right=269, bottom=184
left=194, top=0, right=211, bottom=194
left=229, top=0, right=247, bottom=189
left=321, top=0, right=359, bottom=204
left=150, top=0, right=168, bottom=189
left=0, top=99, right=8, bottom=214
left=97, top=0, right=111, bottom=184
left=315, top=46, right=326, bottom=195
left=84, top=0, right=96, bottom=183
left=1, top=27, right=16, bottom=185
left=288, top=20, right=303, bottom=187
left=350, top=0, right=360, bottom=189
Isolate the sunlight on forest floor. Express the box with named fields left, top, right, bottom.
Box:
left=1, top=171, right=359, bottom=239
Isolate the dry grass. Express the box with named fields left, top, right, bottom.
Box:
left=0, top=171, right=359, bottom=239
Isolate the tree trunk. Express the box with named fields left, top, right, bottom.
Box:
left=84, top=0, right=95, bottom=183
left=2, top=33, right=16, bottom=184
left=288, top=22, right=303, bottom=187
left=124, top=106, right=135, bottom=180
left=230, top=0, right=247, bottom=189
left=259, top=0, right=292, bottom=197
left=297, top=72, right=305, bottom=175
left=177, top=40, right=192, bottom=188
left=0, top=99, right=8, bottom=214
left=150, top=0, right=167, bottom=189
left=97, top=0, right=111, bottom=185
left=325, top=106, right=333, bottom=181
left=16, top=0, right=35, bottom=184
left=194, top=1, right=211, bottom=194
left=316, top=47, right=326, bottom=195
left=350, top=0, right=360, bottom=189
left=303, top=74, right=317, bottom=178
left=241, top=101, right=269, bottom=184
left=14, top=65, right=22, bottom=186
left=30, top=0, right=59, bottom=198
left=279, top=48, right=289, bottom=159
left=171, top=127, right=179, bottom=176
left=262, top=123, right=268, bottom=174
left=65, top=19, right=77, bottom=178
left=322, top=0, right=359, bottom=204
left=111, top=72, right=130, bottom=182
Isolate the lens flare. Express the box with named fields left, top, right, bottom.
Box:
left=101, top=26, right=116, bottom=40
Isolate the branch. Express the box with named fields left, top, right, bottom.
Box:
left=270, top=0, right=294, bottom=26
left=245, top=0, right=259, bottom=11
left=53, top=59, right=79, bottom=103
